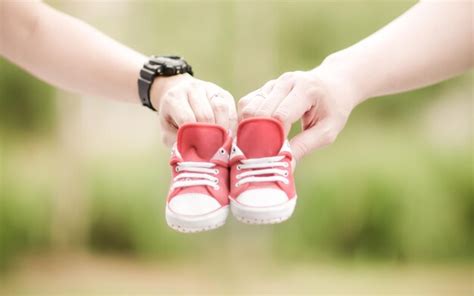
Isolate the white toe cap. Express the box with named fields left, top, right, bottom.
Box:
left=236, top=188, right=289, bottom=207
left=168, top=193, right=221, bottom=216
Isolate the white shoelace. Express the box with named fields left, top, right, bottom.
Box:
left=172, top=162, right=220, bottom=190
left=235, top=156, right=289, bottom=187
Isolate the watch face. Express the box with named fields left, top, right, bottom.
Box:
left=154, top=56, right=185, bottom=67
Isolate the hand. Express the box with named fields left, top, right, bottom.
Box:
left=151, top=73, right=237, bottom=146
left=238, top=63, right=360, bottom=161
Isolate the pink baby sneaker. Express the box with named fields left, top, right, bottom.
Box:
left=166, top=123, right=231, bottom=233
left=229, top=117, right=297, bottom=224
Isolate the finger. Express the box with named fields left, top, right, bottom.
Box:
left=238, top=90, right=259, bottom=119
left=256, top=75, right=294, bottom=117
left=237, top=81, right=274, bottom=114
left=271, top=85, right=310, bottom=135
left=289, top=119, right=338, bottom=161
left=188, top=85, right=215, bottom=124
left=205, top=84, right=237, bottom=132
left=272, top=85, right=323, bottom=128
left=222, top=91, right=238, bottom=136
left=159, top=115, right=178, bottom=147
left=290, top=158, right=297, bottom=174
left=239, top=80, right=275, bottom=119
left=161, top=90, right=196, bottom=127
left=162, top=133, right=177, bottom=147
left=210, top=94, right=231, bottom=130
left=261, top=79, right=276, bottom=93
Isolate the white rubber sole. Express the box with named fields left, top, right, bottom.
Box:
left=230, top=196, right=297, bottom=225
left=165, top=205, right=229, bottom=233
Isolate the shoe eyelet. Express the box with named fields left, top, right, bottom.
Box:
left=236, top=174, right=241, bottom=179
left=213, top=185, right=220, bottom=190
left=283, top=163, right=289, bottom=168
left=213, top=169, right=219, bottom=174
left=236, top=165, right=241, bottom=171
left=175, top=167, right=180, bottom=172
left=235, top=183, right=240, bottom=187
left=213, top=179, right=219, bottom=184
left=232, top=147, right=236, bottom=153
left=219, top=148, right=226, bottom=155
left=283, top=171, right=289, bottom=177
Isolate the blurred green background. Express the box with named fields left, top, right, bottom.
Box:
left=0, top=0, right=472, bottom=294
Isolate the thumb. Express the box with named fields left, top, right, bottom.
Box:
left=289, top=119, right=337, bottom=161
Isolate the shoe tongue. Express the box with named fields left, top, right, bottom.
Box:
left=237, top=118, right=284, bottom=158
left=177, top=123, right=227, bottom=161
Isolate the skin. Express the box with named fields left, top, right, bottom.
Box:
left=239, top=0, right=473, bottom=161
left=0, top=1, right=237, bottom=146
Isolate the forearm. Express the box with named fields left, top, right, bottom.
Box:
left=0, top=1, right=146, bottom=103
left=319, top=1, right=473, bottom=105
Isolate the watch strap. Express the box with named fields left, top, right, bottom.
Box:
left=138, top=62, right=159, bottom=111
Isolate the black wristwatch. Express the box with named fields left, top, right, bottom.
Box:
left=138, top=56, right=193, bottom=111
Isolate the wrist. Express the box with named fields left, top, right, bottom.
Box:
left=315, top=50, right=367, bottom=107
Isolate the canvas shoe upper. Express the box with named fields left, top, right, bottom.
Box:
left=229, top=117, right=297, bottom=223
left=166, top=123, right=231, bottom=232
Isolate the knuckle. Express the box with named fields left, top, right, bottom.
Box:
left=272, top=109, right=289, bottom=122
left=262, top=80, right=275, bottom=90
left=262, top=80, right=276, bottom=92
left=278, top=72, right=294, bottom=82
left=241, top=107, right=256, bottom=118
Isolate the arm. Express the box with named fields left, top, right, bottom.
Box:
left=0, top=1, right=145, bottom=103
left=239, top=1, right=473, bottom=160
left=323, top=0, right=473, bottom=102
left=0, top=1, right=236, bottom=145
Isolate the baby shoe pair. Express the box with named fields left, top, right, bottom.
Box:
left=165, top=117, right=297, bottom=233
